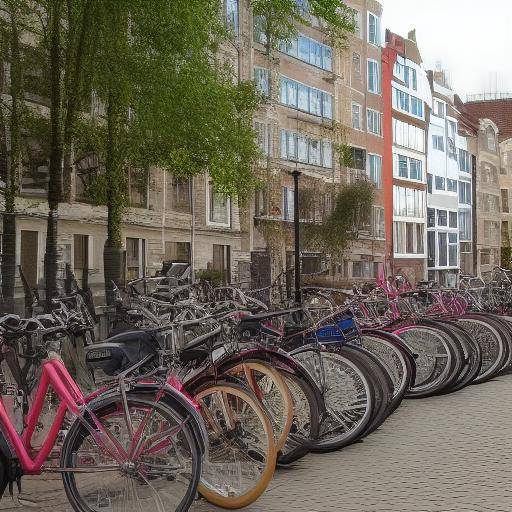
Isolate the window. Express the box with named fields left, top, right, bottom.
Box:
left=393, top=154, right=422, bottom=181
left=368, top=154, right=382, bottom=188
left=165, top=241, right=191, bottom=263
left=394, top=221, right=424, bottom=255
left=368, top=12, right=380, bottom=45
left=438, top=233, right=447, bottom=266
left=128, top=168, right=148, bottom=208
left=126, top=238, right=146, bottom=281
left=73, top=234, right=90, bottom=285
left=433, top=99, right=445, bottom=118
left=75, top=153, right=101, bottom=203
left=253, top=15, right=267, bottom=45
left=481, top=249, right=491, bottom=265
left=411, top=97, right=423, bottom=117
left=367, top=109, right=382, bottom=135
left=352, top=103, right=362, bottom=130
left=459, top=149, right=471, bottom=172
left=373, top=206, right=385, bottom=238
left=353, top=10, right=362, bottom=38
left=351, top=147, right=366, bottom=170
left=20, top=230, right=38, bottom=289
left=392, top=88, right=423, bottom=118
left=280, top=130, right=332, bottom=168
left=167, top=176, right=191, bottom=213
left=280, top=35, right=333, bottom=71
left=459, top=210, right=472, bottom=241
left=212, top=244, right=231, bottom=284
left=254, top=67, right=270, bottom=96
left=254, top=121, right=269, bottom=156
left=392, top=119, right=425, bottom=152
left=404, top=67, right=417, bottom=90
left=448, top=233, right=458, bottom=266
left=435, top=176, right=445, bottom=191
left=427, top=208, right=435, bottom=228
left=208, top=181, right=231, bottom=226
left=280, top=76, right=333, bottom=119
left=427, top=231, right=436, bottom=268
left=427, top=173, right=433, bottom=193
left=433, top=135, right=445, bottom=151
left=459, top=181, right=472, bottom=205
left=486, top=126, right=496, bottom=151
left=502, top=189, right=510, bottom=213
left=393, top=186, right=425, bottom=218
left=352, top=52, right=361, bottom=78
left=225, top=0, right=239, bottom=34
left=367, top=60, right=381, bottom=94
left=437, top=209, right=447, bottom=227
left=447, top=179, right=458, bottom=193
left=283, top=186, right=294, bottom=220
left=449, top=211, right=458, bottom=228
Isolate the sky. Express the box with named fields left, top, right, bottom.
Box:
left=382, top=0, right=512, bottom=99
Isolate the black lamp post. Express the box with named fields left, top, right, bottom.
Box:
left=292, top=170, right=301, bottom=304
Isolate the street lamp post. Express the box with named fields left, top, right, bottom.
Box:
left=292, top=170, right=301, bottom=304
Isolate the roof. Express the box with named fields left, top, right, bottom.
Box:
left=465, top=99, right=512, bottom=142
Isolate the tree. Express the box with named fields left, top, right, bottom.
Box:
left=0, top=1, right=27, bottom=309
left=74, top=0, right=262, bottom=303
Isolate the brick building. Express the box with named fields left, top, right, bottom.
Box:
left=382, top=29, right=430, bottom=284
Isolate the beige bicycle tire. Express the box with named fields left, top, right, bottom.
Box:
left=227, top=361, right=294, bottom=452
left=195, top=382, right=277, bottom=509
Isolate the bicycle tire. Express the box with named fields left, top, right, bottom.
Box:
left=194, top=382, right=276, bottom=509
left=61, top=394, right=202, bottom=512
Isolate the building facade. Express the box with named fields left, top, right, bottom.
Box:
left=425, top=70, right=462, bottom=286
left=383, top=30, right=430, bottom=284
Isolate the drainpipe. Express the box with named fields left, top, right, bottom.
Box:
left=292, top=170, right=301, bottom=304
left=190, top=176, right=196, bottom=283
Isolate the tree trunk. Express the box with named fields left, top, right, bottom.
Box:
left=1, top=4, right=23, bottom=311
left=103, top=87, right=125, bottom=305
left=45, top=0, right=64, bottom=309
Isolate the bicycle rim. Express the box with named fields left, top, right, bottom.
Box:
left=195, top=383, right=276, bottom=509
left=61, top=395, right=201, bottom=512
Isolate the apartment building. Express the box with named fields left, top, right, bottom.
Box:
left=337, top=0, right=385, bottom=282
left=0, top=0, right=252, bottom=309
left=425, top=70, right=463, bottom=286
left=453, top=96, right=478, bottom=275
left=250, top=1, right=341, bottom=284
left=465, top=98, right=512, bottom=270
left=382, top=30, right=430, bottom=283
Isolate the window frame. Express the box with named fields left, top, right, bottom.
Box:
left=206, top=180, right=231, bottom=228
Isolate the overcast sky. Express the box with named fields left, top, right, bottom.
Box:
left=381, top=0, right=512, bottom=99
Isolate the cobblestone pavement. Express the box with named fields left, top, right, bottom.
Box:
left=3, top=375, right=512, bottom=511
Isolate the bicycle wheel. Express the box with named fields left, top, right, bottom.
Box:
left=396, top=325, right=460, bottom=398
left=225, top=361, right=293, bottom=452
left=457, top=314, right=508, bottom=384
left=277, top=371, right=320, bottom=465
left=291, top=349, right=375, bottom=452
left=61, top=394, right=201, bottom=512
left=195, top=382, right=276, bottom=509
left=360, top=331, right=415, bottom=413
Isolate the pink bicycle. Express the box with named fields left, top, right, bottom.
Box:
left=0, top=315, right=205, bottom=512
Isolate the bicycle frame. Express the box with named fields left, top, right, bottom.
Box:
left=0, top=358, right=84, bottom=474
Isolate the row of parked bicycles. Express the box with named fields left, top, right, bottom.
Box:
left=0, top=266, right=512, bottom=511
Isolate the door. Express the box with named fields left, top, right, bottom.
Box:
left=20, top=230, right=38, bottom=289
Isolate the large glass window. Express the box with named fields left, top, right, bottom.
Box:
left=225, top=0, right=239, bottom=34
left=368, top=154, right=382, bottom=188
left=394, top=154, right=422, bottom=181
left=438, top=233, right=447, bottom=266
left=459, top=210, right=472, bottom=241
left=367, top=60, right=381, bottom=94
left=459, top=149, right=471, bottom=172
left=254, top=67, right=270, bottom=96
left=280, top=130, right=332, bottom=168
left=392, top=88, right=423, bottom=118
left=392, top=119, right=425, bottom=152
left=367, top=109, right=382, bottom=135
left=368, top=12, right=380, bottom=45
left=459, top=181, right=472, bottom=205
left=280, top=35, right=333, bottom=71
left=394, top=221, right=424, bottom=255
left=280, top=77, right=333, bottom=119
left=352, top=103, right=362, bottom=130
left=432, top=135, right=445, bottom=151
left=208, top=181, right=231, bottom=226
left=393, top=186, right=425, bottom=218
